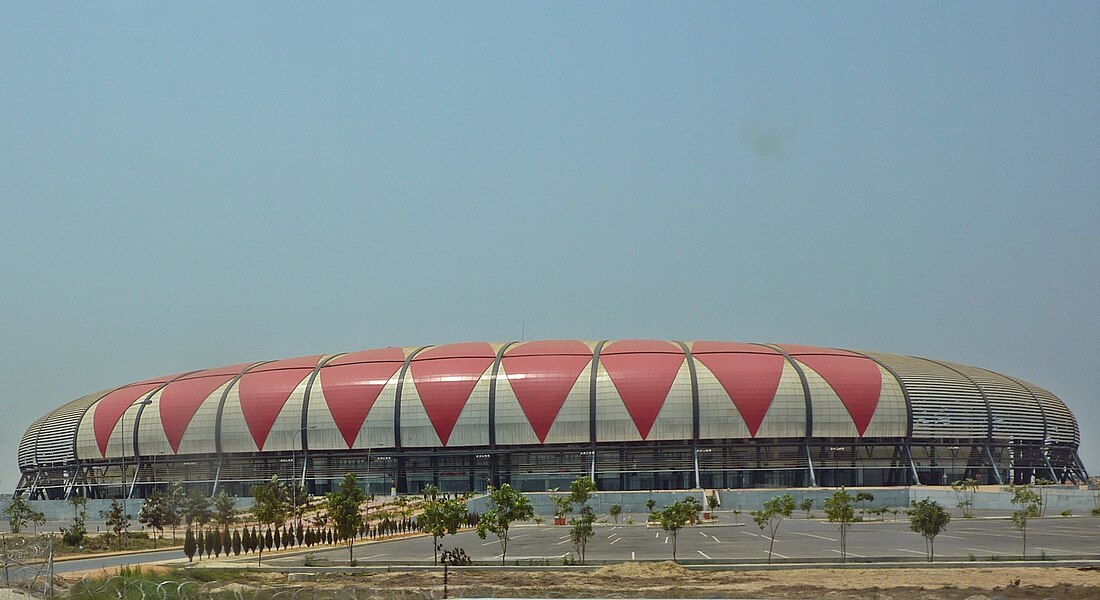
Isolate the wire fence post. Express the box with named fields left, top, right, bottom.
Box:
left=2, top=536, right=9, bottom=586
left=45, top=536, right=54, bottom=599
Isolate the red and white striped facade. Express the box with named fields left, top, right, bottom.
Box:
left=17, top=339, right=1085, bottom=497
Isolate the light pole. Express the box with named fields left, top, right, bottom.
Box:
left=364, top=443, right=385, bottom=497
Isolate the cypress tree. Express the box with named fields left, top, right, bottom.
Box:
left=184, top=527, right=196, bottom=562
left=205, top=529, right=215, bottom=558
left=265, top=527, right=273, bottom=550
left=232, top=529, right=242, bottom=556
left=274, top=527, right=281, bottom=549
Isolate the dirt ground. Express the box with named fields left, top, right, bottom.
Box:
left=54, top=562, right=1100, bottom=599
left=353, top=563, right=1100, bottom=599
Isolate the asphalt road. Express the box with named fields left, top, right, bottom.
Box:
left=272, top=515, right=1100, bottom=565
left=49, top=549, right=186, bottom=574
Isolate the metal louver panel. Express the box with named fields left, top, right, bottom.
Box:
left=942, top=362, right=1045, bottom=442
left=17, top=414, right=48, bottom=470
left=863, top=353, right=988, bottom=439
left=34, top=389, right=111, bottom=466
left=1025, top=384, right=1079, bottom=446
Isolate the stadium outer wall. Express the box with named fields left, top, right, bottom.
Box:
left=15, top=340, right=1087, bottom=499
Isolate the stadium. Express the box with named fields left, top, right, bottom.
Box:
left=15, top=340, right=1087, bottom=500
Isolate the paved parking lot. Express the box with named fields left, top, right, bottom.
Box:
left=275, top=515, right=1100, bottom=565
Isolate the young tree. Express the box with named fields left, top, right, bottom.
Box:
left=251, top=476, right=290, bottom=565
left=326, top=473, right=368, bottom=564
left=61, top=503, right=88, bottom=547
left=475, top=484, right=534, bottom=565
left=1010, top=484, right=1042, bottom=559
left=288, top=481, right=311, bottom=530
left=824, top=488, right=855, bottom=562
left=570, top=505, right=596, bottom=563
left=567, top=476, right=597, bottom=562
left=799, top=497, right=814, bottom=518
left=550, top=490, right=573, bottom=524
left=181, top=490, right=212, bottom=529
left=232, top=528, right=242, bottom=556
left=907, top=498, right=951, bottom=562
left=212, top=490, right=238, bottom=530
left=854, top=492, right=875, bottom=512
left=165, top=481, right=185, bottom=539
left=609, top=504, right=622, bottom=524
left=4, top=496, right=31, bottom=534
left=1033, top=478, right=1054, bottom=517
left=139, top=491, right=168, bottom=547
left=951, top=478, right=979, bottom=518
left=68, top=495, right=89, bottom=521
left=419, top=496, right=469, bottom=565
left=28, top=509, right=46, bottom=536
left=101, top=499, right=131, bottom=551
left=657, top=500, right=694, bottom=562
left=751, top=494, right=795, bottom=564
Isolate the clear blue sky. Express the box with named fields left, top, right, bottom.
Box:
left=2, top=2, right=1098, bottom=488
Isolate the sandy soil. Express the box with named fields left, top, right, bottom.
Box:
left=49, top=562, right=1100, bottom=599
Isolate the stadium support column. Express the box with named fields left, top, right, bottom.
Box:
left=906, top=444, right=921, bottom=485
left=1042, top=451, right=1057, bottom=483
left=769, top=345, right=817, bottom=487
left=392, top=346, right=428, bottom=495
left=589, top=341, right=607, bottom=486
left=675, top=342, right=702, bottom=490
left=212, top=459, right=223, bottom=496
left=984, top=445, right=1004, bottom=485
left=487, top=343, right=515, bottom=489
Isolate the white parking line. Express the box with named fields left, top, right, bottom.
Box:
left=697, top=551, right=711, bottom=559
left=742, top=531, right=760, bottom=537
left=655, top=532, right=660, bottom=538
left=957, top=530, right=1017, bottom=539
left=610, top=538, right=621, bottom=545
left=894, top=548, right=927, bottom=555
left=770, top=551, right=789, bottom=559
left=664, top=536, right=669, bottom=544
left=631, top=551, right=636, bottom=560
left=963, top=547, right=1000, bottom=555
left=792, top=531, right=837, bottom=542
left=555, top=539, right=570, bottom=546
left=699, top=531, right=709, bottom=537
left=481, top=533, right=526, bottom=546
left=711, top=536, right=721, bottom=543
